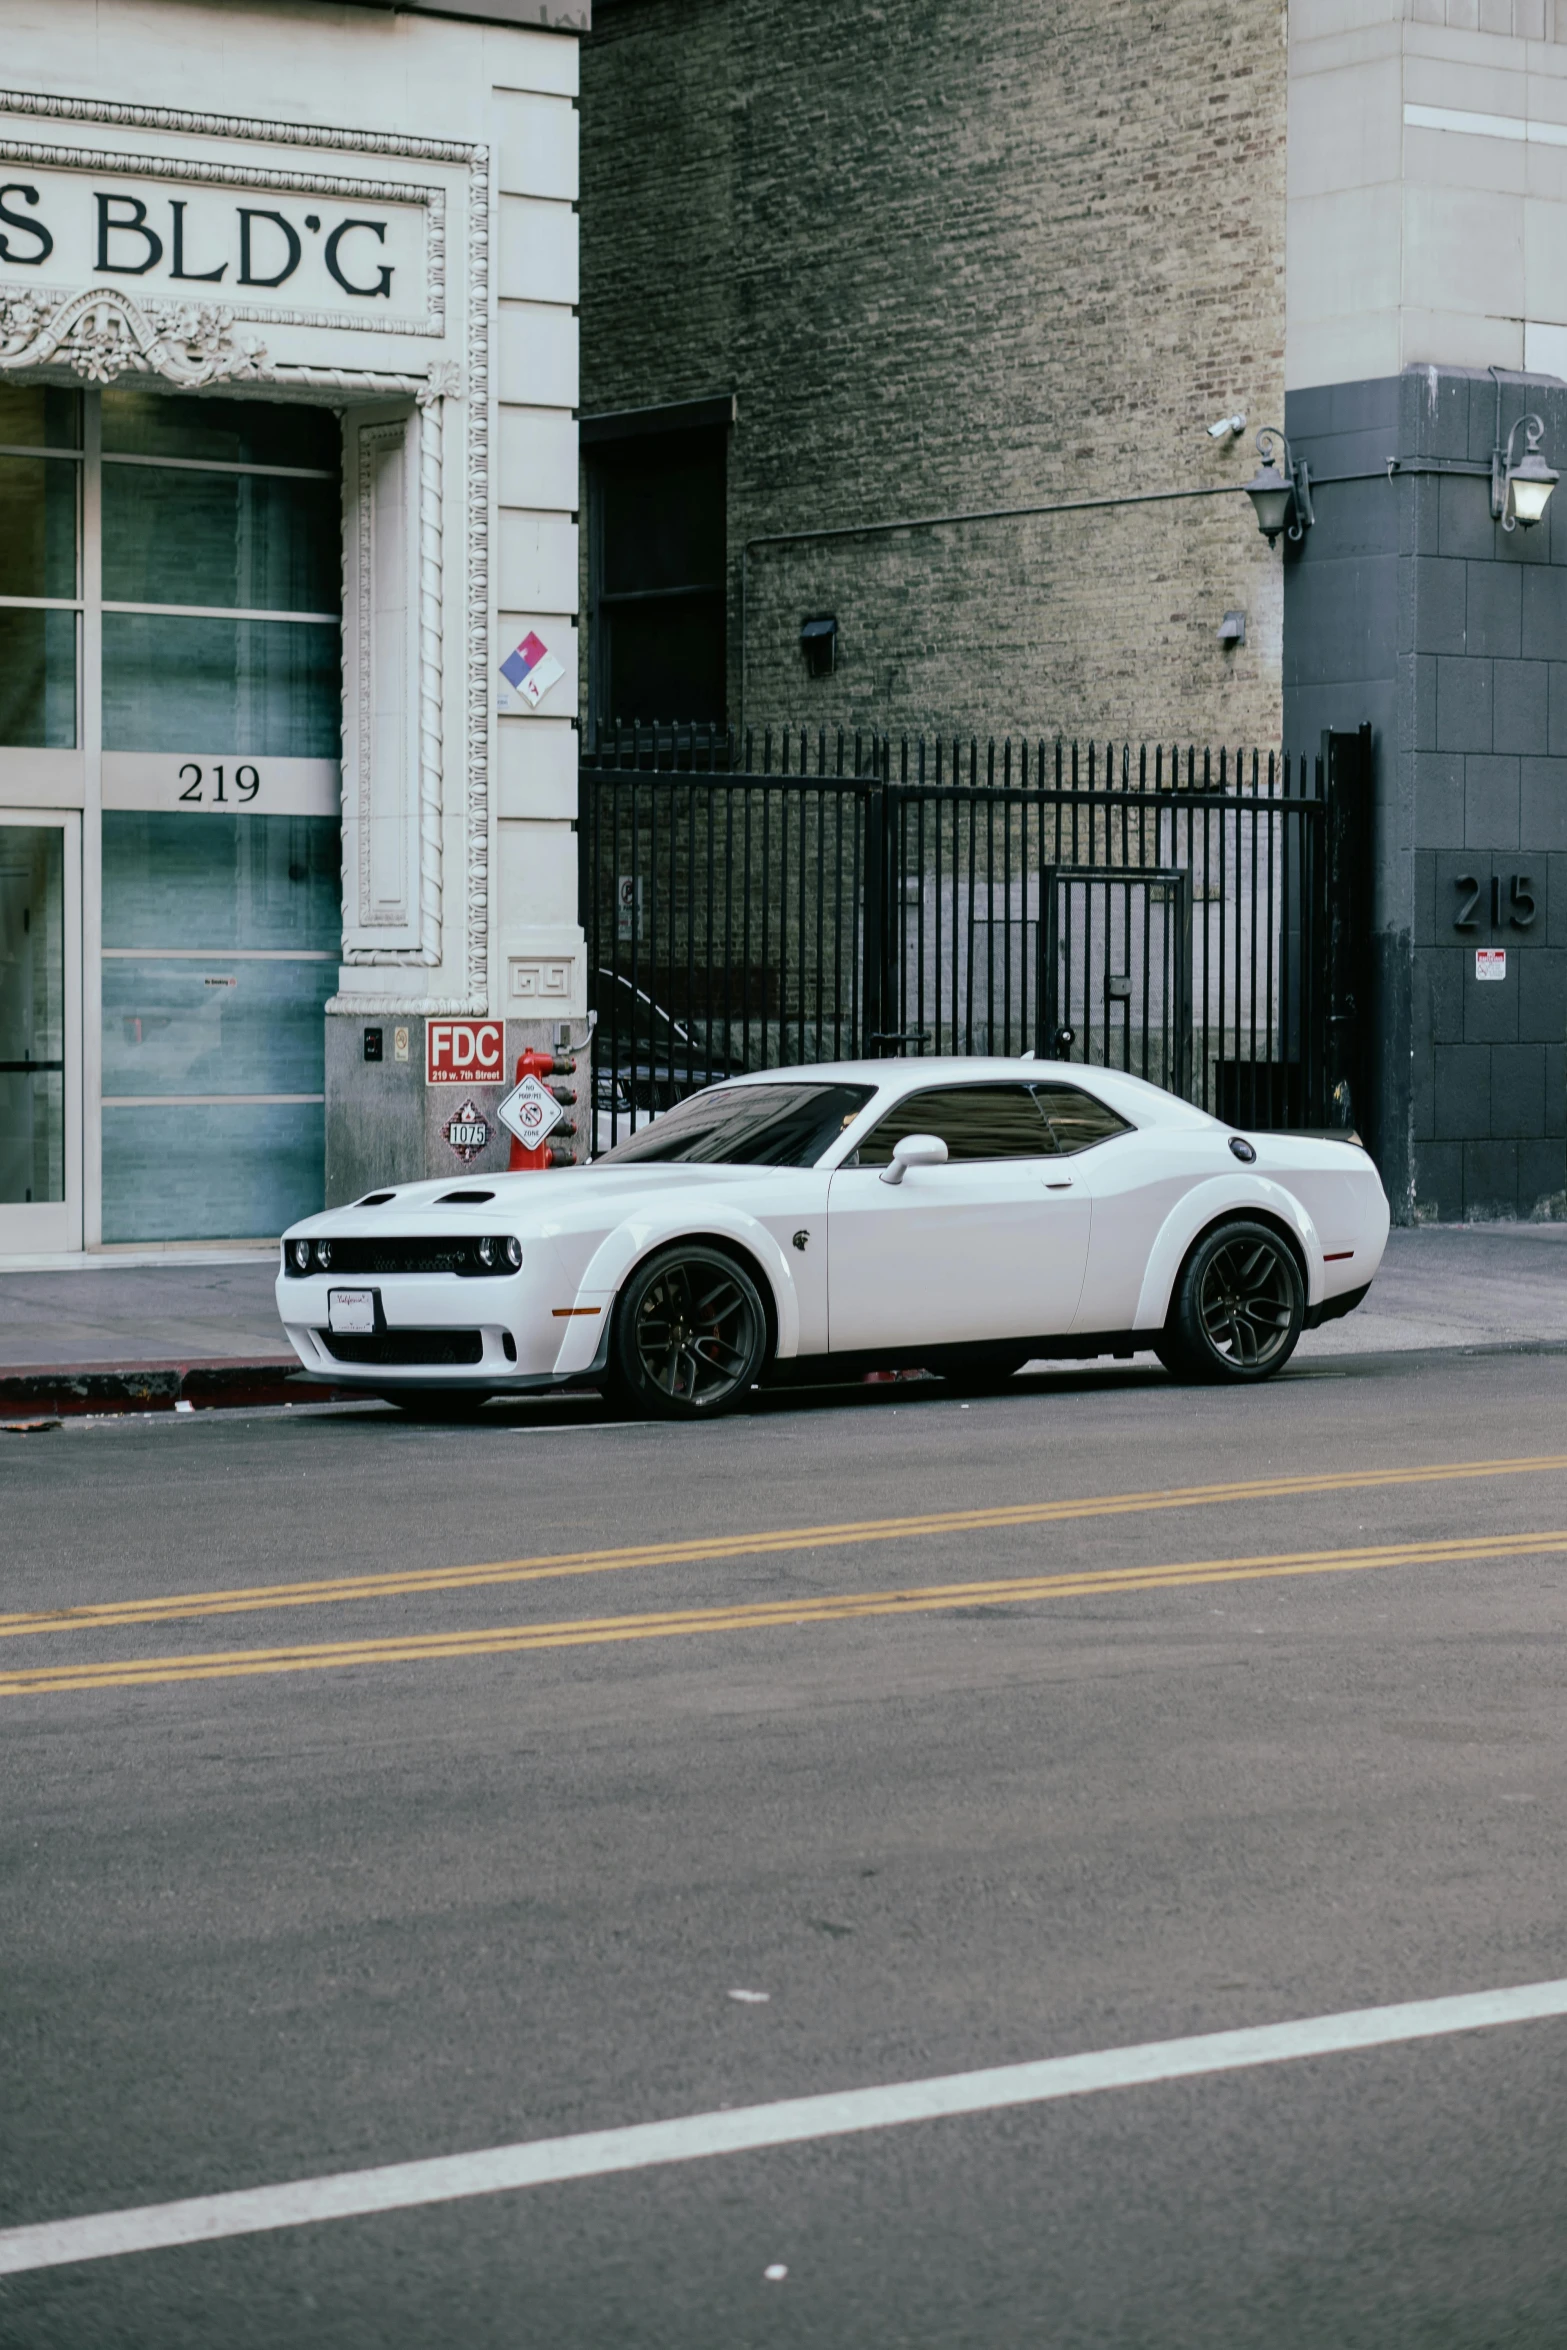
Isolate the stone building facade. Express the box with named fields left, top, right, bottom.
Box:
left=579, top=0, right=1289, bottom=750
left=0, top=0, right=586, bottom=1257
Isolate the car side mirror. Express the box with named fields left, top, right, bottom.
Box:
left=880, top=1133, right=949, bottom=1186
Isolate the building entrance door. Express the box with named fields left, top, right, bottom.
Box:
left=0, top=810, right=81, bottom=1255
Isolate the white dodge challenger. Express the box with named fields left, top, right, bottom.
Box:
left=277, top=1059, right=1390, bottom=1417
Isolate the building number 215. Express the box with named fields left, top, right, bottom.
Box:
left=178, top=763, right=262, bottom=803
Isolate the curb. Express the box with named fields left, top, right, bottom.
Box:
left=0, top=1360, right=356, bottom=1418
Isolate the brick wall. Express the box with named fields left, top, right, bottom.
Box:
left=580, top=0, right=1288, bottom=747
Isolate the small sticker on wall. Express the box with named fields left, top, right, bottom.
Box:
left=498, top=630, right=566, bottom=712
left=1476, top=948, right=1507, bottom=981
left=442, top=1099, right=491, bottom=1161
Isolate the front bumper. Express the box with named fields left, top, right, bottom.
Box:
left=275, top=1267, right=604, bottom=1388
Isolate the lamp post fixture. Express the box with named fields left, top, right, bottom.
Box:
left=1242, top=426, right=1314, bottom=547
left=1491, top=412, right=1559, bottom=532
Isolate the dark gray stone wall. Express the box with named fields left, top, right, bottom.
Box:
left=579, top=0, right=1289, bottom=747
left=1287, top=365, right=1567, bottom=1224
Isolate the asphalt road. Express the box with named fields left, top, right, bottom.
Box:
left=3, top=1349, right=1567, bottom=2346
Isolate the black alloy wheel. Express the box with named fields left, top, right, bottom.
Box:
left=1164, top=1218, right=1304, bottom=1383
left=614, top=1244, right=769, bottom=1418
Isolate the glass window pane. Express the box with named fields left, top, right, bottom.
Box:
left=1031, top=1084, right=1133, bottom=1154
left=102, top=813, right=342, bottom=952
left=103, top=955, right=336, bottom=1096
left=854, top=1084, right=1054, bottom=1165
left=0, top=385, right=81, bottom=450
left=0, top=824, right=66, bottom=1205
left=103, top=465, right=339, bottom=612
left=0, top=608, right=76, bottom=748
left=102, top=1101, right=324, bottom=1242
left=599, top=430, right=725, bottom=593
left=101, top=388, right=338, bottom=470
left=605, top=594, right=725, bottom=726
left=102, top=614, right=341, bottom=756
left=0, top=456, right=78, bottom=598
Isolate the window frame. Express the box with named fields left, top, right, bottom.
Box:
left=1030, top=1081, right=1136, bottom=1156
left=582, top=394, right=733, bottom=747
left=850, top=1080, right=1061, bottom=1167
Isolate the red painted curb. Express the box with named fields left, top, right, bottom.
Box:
left=0, top=1360, right=356, bottom=1417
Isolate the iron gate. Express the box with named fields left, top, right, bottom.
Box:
left=579, top=729, right=1368, bottom=1150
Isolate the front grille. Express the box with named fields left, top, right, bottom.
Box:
left=319, top=1329, right=485, bottom=1366
left=288, top=1237, right=510, bottom=1278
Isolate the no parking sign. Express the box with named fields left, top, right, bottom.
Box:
left=497, top=1072, right=565, bottom=1149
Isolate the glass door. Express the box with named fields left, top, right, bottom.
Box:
left=0, top=810, right=80, bottom=1255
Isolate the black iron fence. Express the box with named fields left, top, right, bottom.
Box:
left=579, top=726, right=1370, bottom=1151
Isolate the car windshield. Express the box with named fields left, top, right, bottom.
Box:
left=591, top=1081, right=875, bottom=1167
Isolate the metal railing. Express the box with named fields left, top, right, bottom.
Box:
left=580, top=727, right=1364, bottom=1151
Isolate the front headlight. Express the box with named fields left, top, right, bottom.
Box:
left=504, top=1234, right=523, bottom=1269
left=313, top=1239, right=332, bottom=1271
left=289, top=1238, right=310, bottom=1274
left=477, top=1235, right=495, bottom=1268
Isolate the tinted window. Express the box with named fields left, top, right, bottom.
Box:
left=592, top=1080, right=874, bottom=1167
left=589, top=425, right=726, bottom=732
left=853, top=1083, right=1053, bottom=1165
left=1032, top=1083, right=1133, bottom=1154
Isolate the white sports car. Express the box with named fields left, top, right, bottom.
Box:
left=277, top=1059, right=1390, bottom=1418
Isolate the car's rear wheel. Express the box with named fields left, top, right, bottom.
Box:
left=613, top=1244, right=769, bottom=1419
left=1163, top=1219, right=1304, bottom=1383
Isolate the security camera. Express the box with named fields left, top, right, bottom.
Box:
left=1207, top=412, right=1247, bottom=439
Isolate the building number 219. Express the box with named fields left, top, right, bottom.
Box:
left=178, top=763, right=262, bottom=804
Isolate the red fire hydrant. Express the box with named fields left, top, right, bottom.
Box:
left=506, top=1047, right=579, bottom=1170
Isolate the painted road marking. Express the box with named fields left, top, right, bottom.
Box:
left=6, top=1527, right=1567, bottom=1699
left=2, top=1978, right=1563, bottom=2277
left=8, top=1452, right=1567, bottom=1641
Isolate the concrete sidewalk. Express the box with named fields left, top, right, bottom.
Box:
left=3, top=1224, right=1567, bottom=1417
left=0, top=1252, right=314, bottom=1417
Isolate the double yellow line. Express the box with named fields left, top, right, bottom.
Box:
left=9, top=1453, right=1567, bottom=1643
left=5, top=1528, right=1567, bottom=1698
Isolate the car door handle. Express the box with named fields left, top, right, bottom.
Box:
left=1044, top=1173, right=1074, bottom=1190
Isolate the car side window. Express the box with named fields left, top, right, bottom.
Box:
left=1031, top=1083, right=1134, bottom=1154
left=852, top=1083, right=1055, bottom=1166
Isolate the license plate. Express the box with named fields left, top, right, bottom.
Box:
left=328, top=1288, right=377, bottom=1334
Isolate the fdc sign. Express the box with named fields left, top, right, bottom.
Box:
left=426, top=1022, right=504, bottom=1085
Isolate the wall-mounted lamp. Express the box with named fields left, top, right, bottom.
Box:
left=800, top=614, right=837, bottom=678
left=1491, top=413, right=1559, bottom=532
left=1243, top=426, right=1314, bottom=547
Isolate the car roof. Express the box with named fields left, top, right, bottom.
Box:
left=721, top=1057, right=1216, bottom=1128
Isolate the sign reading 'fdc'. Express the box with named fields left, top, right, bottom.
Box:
left=426, top=1022, right=504, bottom=1086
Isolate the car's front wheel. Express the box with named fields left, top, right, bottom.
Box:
left=613, top=1244, right=769, bottom=1419
left=1162, top=1219, right=1304, bottom=1383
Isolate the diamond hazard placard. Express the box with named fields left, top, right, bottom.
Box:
left=498, top=630, right=565, bottom=712
left=497, top=1073, right=565, bottom=1148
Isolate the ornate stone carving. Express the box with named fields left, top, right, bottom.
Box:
left=463, top=156, right=490, bottom=1010
left=0, top=286, right=266, bottom=387
left=0, top=86, right=493, bottom=1017
left=418, top=360, right=463, bottom=407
